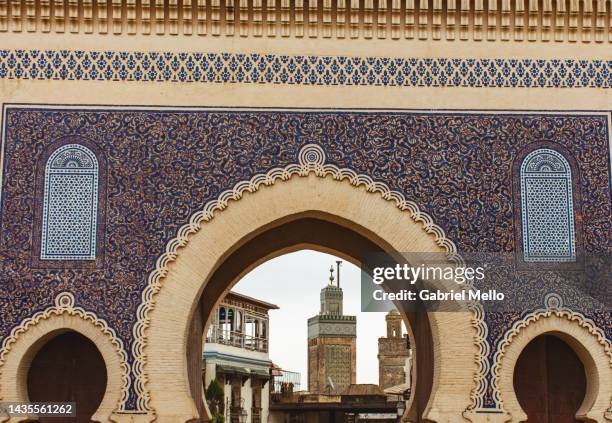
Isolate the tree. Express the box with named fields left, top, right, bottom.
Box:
left=206, top=379, right=225, bottom=423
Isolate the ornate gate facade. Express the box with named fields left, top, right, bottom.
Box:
left=0, top=3, right=611, bottom=422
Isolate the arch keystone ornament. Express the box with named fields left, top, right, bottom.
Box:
left=138, top=143, right=484, bottom=422
left=0, top=292, right=131, bottom=423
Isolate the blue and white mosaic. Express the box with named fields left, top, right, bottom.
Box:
left=41, top=144, right=99, bottom=261
left=0, top=49, right=610, bottom=88
left=0, top=108, right=610, bottom=410
left=520, top=149, right=576, bottom=262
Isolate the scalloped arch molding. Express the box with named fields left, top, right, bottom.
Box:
left=490, top=293, right=612, bottom=422
left=0, top=292, right=131, bottom=417
left=1, top=140, right=608, bottom=419
left=134, top=143, right=488, bottom=414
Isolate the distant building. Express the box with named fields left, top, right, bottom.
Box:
left=204, top=291, right=279, bottom=423
left=307, top=266, right=356, bottom=395
left=377, top=310, right=411, bottom=390
left=271, top=364, right=302, bottom=394
left=269, top=383, right=399, bottom=423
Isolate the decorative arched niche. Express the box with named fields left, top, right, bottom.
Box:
left=0, top=292, right=130, bottom=423
left=32, top=137, right=107, bottom=269
left=494, top=295, right=612, bottom=423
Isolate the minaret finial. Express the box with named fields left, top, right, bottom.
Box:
left=329, top=265, right=335, bottom=285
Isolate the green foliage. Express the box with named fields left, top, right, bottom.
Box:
left=206, top=379, right=225, bottom=421
left=206, top=378, right=225, bottom=402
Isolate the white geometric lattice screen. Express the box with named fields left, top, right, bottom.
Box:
left=41, top=144, right=99, bottom=260
left=520, top=148, right=576, bottom=262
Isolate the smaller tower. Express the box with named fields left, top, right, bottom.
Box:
left=377, top=310, right=410, bottom=390
left=320, top=275, right=343, bottom=315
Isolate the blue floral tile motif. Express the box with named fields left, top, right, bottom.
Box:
left=520, top=149, right=576, bottom=262
left=0, top=49, right=610, bottom=87
left=0, top=108, right=610, bottom=411
left=41, top=144, right=99, bottom=261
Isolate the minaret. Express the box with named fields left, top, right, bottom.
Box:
left=377, top=310, right=411, bottom=389
left=307, top=264, right=356, bottom=395
left=320, top=266, right=343, bottom=315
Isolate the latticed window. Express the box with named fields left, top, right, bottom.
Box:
left=41, top=144, right=99, bottom=260
left=520, top=148, right=575, bottom=262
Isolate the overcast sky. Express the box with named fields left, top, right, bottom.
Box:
left=232, top=249, right=404, bottom=389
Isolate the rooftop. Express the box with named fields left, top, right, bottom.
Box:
left=224, top=291, right=279, bottom=311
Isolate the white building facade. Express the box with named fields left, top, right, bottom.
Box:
left=204, top=292, right=279, bottom=423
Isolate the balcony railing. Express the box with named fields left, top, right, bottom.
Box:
left=206, top=328, right=269, bottom=353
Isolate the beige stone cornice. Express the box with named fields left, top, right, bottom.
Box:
left=1, top=0, right=610, bottom=44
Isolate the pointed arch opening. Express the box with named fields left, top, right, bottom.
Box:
left=497, top=313, right=612, bottom=423
left=27, top=331, right=108, bottom=422
left=513, top=334, right=586, bottom=423
left=0, top=305, right=128, bottom=423
left=144, top=174, right=479, bottom=423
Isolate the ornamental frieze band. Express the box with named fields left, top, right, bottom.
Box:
left=1, top=0, right=611, bottom=43
left=0, top=50, right=610, bottom=88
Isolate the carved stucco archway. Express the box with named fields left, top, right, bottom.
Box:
left=140, top=145, right=482, bottom=422
left=494, top=294, right=612, bottom=423
left=191, top=214, right=443, bottom=422
left=0, top=292, right=130, bottom=423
